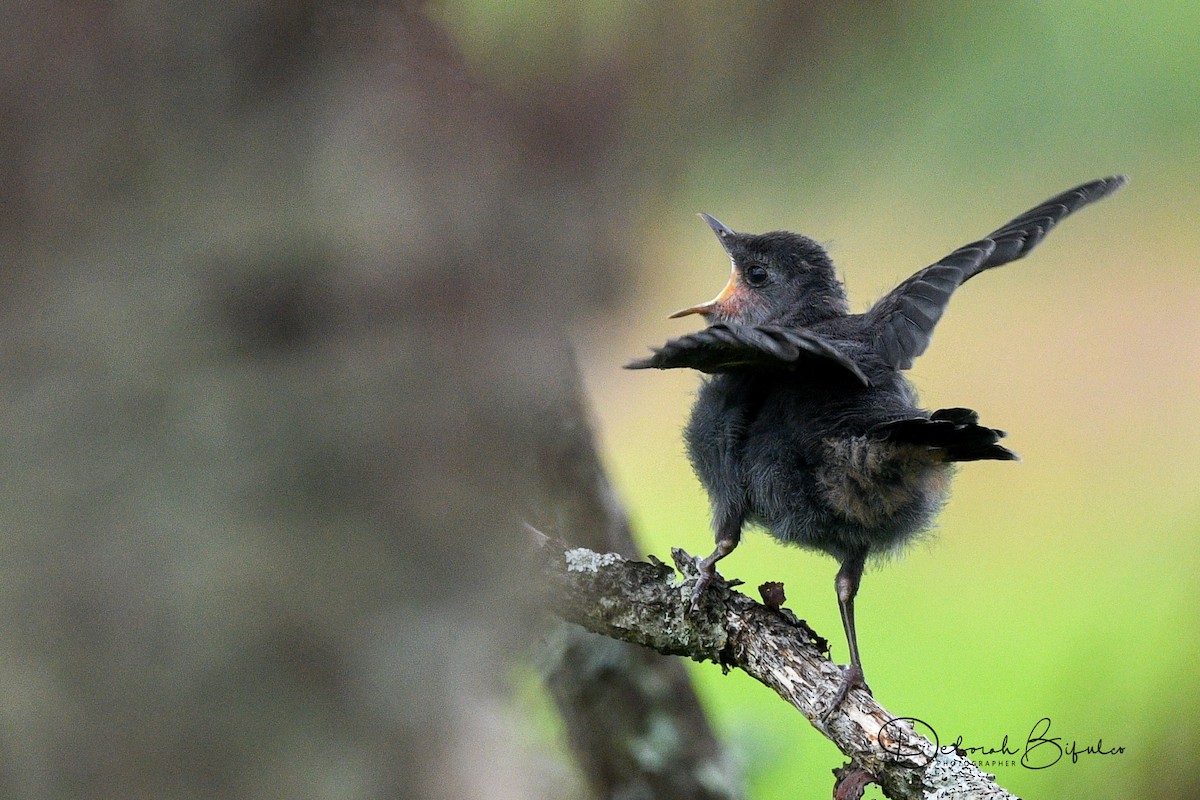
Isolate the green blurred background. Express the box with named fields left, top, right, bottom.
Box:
left=2, top=3, right=1195, bottom=798
left=435, top=2, right=1200, bottom=797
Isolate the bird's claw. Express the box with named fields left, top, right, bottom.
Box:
left=821, top=663, right=871, bottom=723
left=687, top=561, right=715, bottom=612
left=688, top=548, right=737, bottom=612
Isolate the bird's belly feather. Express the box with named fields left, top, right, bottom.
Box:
left=685, top=375, right=951, bottom=562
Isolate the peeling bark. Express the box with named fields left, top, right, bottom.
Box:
left=538, top=536, right=1019, bottom=800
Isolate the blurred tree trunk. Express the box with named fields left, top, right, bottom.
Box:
left=534, top=367, right=742, bottom=799
left=0, top=3, right=748, bottom=798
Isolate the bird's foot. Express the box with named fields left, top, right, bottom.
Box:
left=821, top=663, right=871, bottom=722
left=687, top=559, right=718, bottom=612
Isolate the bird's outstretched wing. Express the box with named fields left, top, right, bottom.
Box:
left=864, top=175, right=1128, bottom=370
left=626, top=322, right=870, bottom=386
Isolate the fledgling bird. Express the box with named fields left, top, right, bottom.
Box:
left=627, top=176, right=1127, bottom=707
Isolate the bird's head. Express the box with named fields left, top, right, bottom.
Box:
left=670, top=214, right=847, bottom=327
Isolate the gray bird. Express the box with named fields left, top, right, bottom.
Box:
left=628, top=176, right=1127, bottom=707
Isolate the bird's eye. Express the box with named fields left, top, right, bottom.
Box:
left=743, top=265, right=769, bottom=287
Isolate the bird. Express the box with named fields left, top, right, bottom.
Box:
left=627, top=176, right=1127, bottom=709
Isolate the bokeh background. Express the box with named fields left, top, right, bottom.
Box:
left=0, top=2, right=1196, bottom=799
left=448, top=2, right=1198, bottom=798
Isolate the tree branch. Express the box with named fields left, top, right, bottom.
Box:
left=536, top=535, right=1018, bottom=800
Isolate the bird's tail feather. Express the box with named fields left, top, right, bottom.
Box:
left=872, top=407, right=1018, bottom=462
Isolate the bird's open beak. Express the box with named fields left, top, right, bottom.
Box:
left=699, top=213, right=735, bottom=252
left=669, top=213, right=739, bottom=319
left=668, top=267, right=739, bottom=319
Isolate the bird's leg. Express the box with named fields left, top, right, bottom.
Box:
left=825, top=549, right=872, bottom=717
left=689, top=511, right=742, bottom=610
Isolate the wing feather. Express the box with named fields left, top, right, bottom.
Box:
left=627, top=322, right=870, bottom=386
left=865, top=175, right=1127, bottom=370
